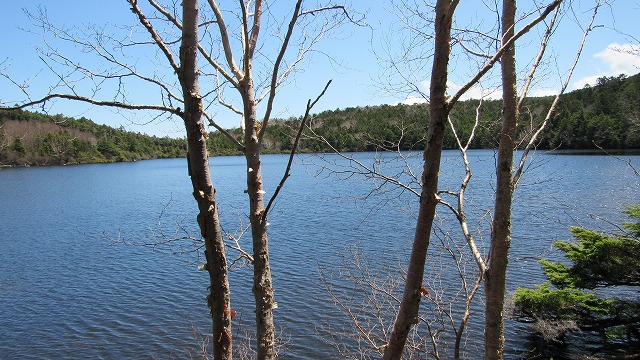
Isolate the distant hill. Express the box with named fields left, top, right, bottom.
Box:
left=2, top=73, right=639, bottom=165
left=0, top=110, right=187, bottom=166
left=209, top=73, right=640, bottom=155
left=539, top=74, right=640, bottom=149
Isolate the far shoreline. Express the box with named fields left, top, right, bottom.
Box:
left=3, top=147, right=640, bottom=169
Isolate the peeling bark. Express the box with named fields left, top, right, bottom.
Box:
left=179, top=1, right=232, bottom=359
left=241, top=79, right=276, bottom=359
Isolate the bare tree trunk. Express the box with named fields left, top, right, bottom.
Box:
left=241, top=81, right=276, bottom=359
left=203, top=1, right=342, bottom=357
left=484, top=1, right=517, bottom=359
left=180, top=1, right=232, bottom=358
left=2, top=0, right=348, bottom=358
left=383, top=1, right=458, bottom=358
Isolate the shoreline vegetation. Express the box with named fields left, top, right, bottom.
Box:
left=2, top=73, right=639, bottom=167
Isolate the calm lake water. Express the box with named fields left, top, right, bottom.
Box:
left=1, top=150, right=638, bottom=359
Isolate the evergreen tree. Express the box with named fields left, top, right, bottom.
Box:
left=514, top=206, right=640, bottom=348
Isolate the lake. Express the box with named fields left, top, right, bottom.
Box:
left=1, top=150, right=638, bottom=359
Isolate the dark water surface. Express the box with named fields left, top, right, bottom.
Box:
left=1, top=150, right=638, bottom=359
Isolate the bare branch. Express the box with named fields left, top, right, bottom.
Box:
left=245, top=0, right=263, bottom=69
left=320, top=249, right=405, bottom=357
left=299, top=3, right=366, bottom=28
left=239, top=0, right=250, bottom=68
left=455, top=272, right=483, bottom=358
left=446, top=100, right=487, bottom=273
left=513, top=0, right=600, bottom=187
left=517, top=6, right=560, bottom=110
left=128, top=0, right=180, bottom=73
left=19, top=10, right=185, bottom=107
left=3, top=93, right=180, bottom=115
left=255, top=32, right=317, bottom=106
left=454, top=37, right=492, bottom=59
left=258, top=0, right=303, bottom=141
left=44, top=46, right=184, bottom=106
left=306, top=131, right=422, bottom=200
left=593, top=143, right=640, bottom=177
left=197, top=45, right=240, bottom=89
left=148, top=0, right=183, bottom=29
left=215, top=72, right=243, bottom=115
left=0, top=69, right=40, bottom=103
left=225, top=234, right=254, bottom=264
left=206, top=0, right=244, bottom=80
left=262, top=80, right=331, bottom=222
left=202, top=111, right=244, bottom=152
left=448, top=0, right=562, bottom=108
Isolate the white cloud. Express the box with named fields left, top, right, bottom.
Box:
left=573, top=74, right=603, bottom=89
left=400, top=95, right=427, bottom=105
left=397, top=79, right=429, bottom=105
left=448, top=81, right=502, bottom=100
left=594, top=43, right=640, bottom=73
left=531, top=88, right=560, bottom=97
left=573, top=43, right=640, bottom=88
left=397, top=80, right=502, bottom=104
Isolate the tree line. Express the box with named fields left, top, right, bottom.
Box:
left=3, top=72, right=638, bottom=166
left=0, top=109, right=187, bottom=166
left=209, top=73, right=640, bottom=155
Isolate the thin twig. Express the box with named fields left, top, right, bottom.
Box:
left=448, top=0, right=562, bottom=109
left=262, top=79, right=332, bottom=222
left=513, top=0, right=601, bottom=186
left=258, top=0, right=303, bottom=142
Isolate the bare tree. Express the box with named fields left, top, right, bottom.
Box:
left=137, top=1, right=234, bottom=357
left=381, top=1, right=460, bottom=357
left=483, top=2, right=519, bottom=358
left=0, top=0, right=348, bottom=358
left=305, top=1, right=564, bottom=357
left=198, top=2, right=348, bottom=357
left=484, top=1, right=601, bottom=358
left=135, top=1, right=233, bottom=358
left=381, top=1, right=562, bottom=358
left=308, top=0, right=598, bottom=357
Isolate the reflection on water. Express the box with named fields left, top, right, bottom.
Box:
left=0, top=150, right=638, bottom=359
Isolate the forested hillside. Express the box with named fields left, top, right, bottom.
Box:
left=540, top=74, right=640, bottom=149
left=209, top=73, right=640, bottom=154
left=0, top=109, right=187, bottom=166
left=2, top=73, right=639, bottom=165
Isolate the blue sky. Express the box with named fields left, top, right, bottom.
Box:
left=1, top=1, right=638, bottom=137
